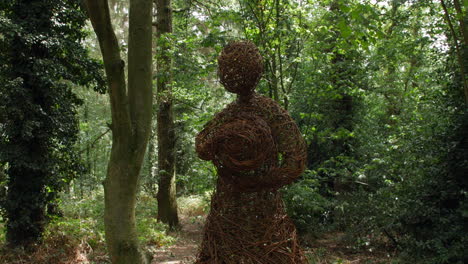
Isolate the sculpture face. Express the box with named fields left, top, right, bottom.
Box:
left=218, top=41, right=263, bottom=95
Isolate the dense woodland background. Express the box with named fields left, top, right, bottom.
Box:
left=0, top=0, right=467, bottom=263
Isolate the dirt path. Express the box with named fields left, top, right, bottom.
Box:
left=150, top=216, right=394, bottom=264
left=151, top=216, right=204, bottom=264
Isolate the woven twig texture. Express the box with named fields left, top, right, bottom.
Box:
left=195, top=41, right=307, bottom=264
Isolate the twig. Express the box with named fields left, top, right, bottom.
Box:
left=382, top=228, right=399, bottom=249
left=78, top=128, right=111, bottom=154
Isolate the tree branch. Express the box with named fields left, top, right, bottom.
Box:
left=78, top=128, right=111, bottom=154
left=84, top=0, right=132, bottom=138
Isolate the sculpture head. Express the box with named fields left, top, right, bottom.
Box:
left=218, top=41, right=263, bottom=95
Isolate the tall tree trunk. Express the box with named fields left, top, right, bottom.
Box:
left=441, top=0, right=468, bottom=105
left=155, top=0, right=179, bottom=229
left=84, top=0, right=153, bottom=263
left=329, top=0, right=354, bottom=193
left=453, top=0, right=468, bottom=105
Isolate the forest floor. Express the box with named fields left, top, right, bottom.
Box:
left=0, top=194, right=395, bottom=264
left=151, top=215, right=204, bottom=264
left=151, top=214, right=395, bottom=264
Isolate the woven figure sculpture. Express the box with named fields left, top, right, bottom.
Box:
left=195, top=41, right=307, bottom=264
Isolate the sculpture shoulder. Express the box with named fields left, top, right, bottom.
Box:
left=251, top=94, right=305, bottom=149
left=252, top=94, right=283, bottom=111
left=201, top=102, right=236, bottom=129
left=203, top=94, right=292, bottom=128
left=250, top=94, right=292, bottom=123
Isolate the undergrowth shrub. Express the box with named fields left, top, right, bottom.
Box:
left=394, top=169, right=468, bottom=264
left=283, top=170, right=333, bottom=236
left=336, top=112, right=468, bottom=264
left=178, top=193, right=211, bottom=217
left=136, top=218, right=174, bottom=246
left=0, top=217, right=98, bottom=264
left=0, top=190, right=175, bottom=263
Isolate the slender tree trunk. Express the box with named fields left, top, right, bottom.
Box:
left=453, top=0, right=467, bottom=46
left=84, top=0, right=153, bottom=263
left=453, top=0, right=468, bottom=105
left=441, top=0, right=468, bottom=104
left=145, top=121, right=158, bottom=197
left=155, top=0, right=179, bottom=229
left=0, top=164, right=6, bottom=201
left=275, top=0, right=288, bottom=109
left=271, top=56, right=279, bottom=101
left=329, top=0, right=354, bottom=194
left=85, top=103, right=91, bottom=194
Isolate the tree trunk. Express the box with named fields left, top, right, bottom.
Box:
left=145, top=120, right=158, bottom=197
left=454, top=0, right=468, bottom=105
left=441, top=0, right=468, bottom=105
left=6, top=157, right=47, bottom=247
left=155, top=0, right=179, bottom=229
left=271, top=56, right=279, bottom=101
left=84, top=0, right=153, bottom=263
left=329, top=0, right=354, bottom=194
left=85, top=103, right=91, bottom=195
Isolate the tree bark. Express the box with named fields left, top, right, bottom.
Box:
left=329, top=0, right=354, bottom=193
left=271, top=57, right=279, bottom=101
left=84, top=0, right=153, bottom=263
left=453, top=0, right=467, bottom=46
left=155, top=0, right=179, bottom=229
left=453, top=0, right=468, bottom=105
left=145, top=121, right=158, bottom=197
left=441, top=0, right=468, bottom=105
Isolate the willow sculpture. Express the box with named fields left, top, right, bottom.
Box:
left=195, top=41, right=307, bottom=264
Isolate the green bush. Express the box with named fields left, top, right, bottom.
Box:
left=60, top=191, right=175, bottom=247
left=136, top=218, right=175, bottom=246
left=335, top=112, right=468, bottom=264
left=283, top=170, right=333, bottom=235
left=46, top=217, right=104, bottom=250
left=394, top=171, right=468, bottom=264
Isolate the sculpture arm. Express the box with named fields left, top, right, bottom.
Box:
left=195, top=111, right=227, bottom=161
left=269, top=108, right=307, bottom=187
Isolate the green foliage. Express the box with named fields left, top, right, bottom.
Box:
left=74, top=90, right=111, bottom=198
left=46, top=218, right=104, bottom=251
left=0, top=0, right=105, bottom=246
left=136, top=218, right=175, bottom=246
left=283, top=1, right=467, bottom=263
left=134, top=195, right=176, bottom=246
left=140, top=0, right=238, bottom=196
left=283, top=170, right=333, bottom=235
left=60, top=191, right=175, bottom=248
left=237, top=0, right=311, bottom=104
left=0, top=192, right=175, bottom=263
left=178, top=194, right=212, bottom=217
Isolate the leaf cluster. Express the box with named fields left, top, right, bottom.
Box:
left=0, top=0, right=105, bottom=245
